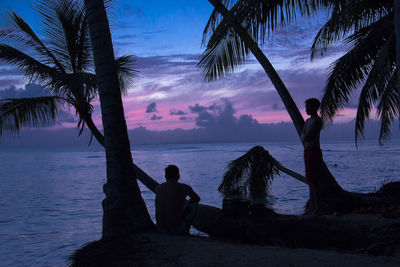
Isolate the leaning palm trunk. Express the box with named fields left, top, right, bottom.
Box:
left=206, top=0, right=345, bottom=212
left=84, top=0, right=153, bottom=237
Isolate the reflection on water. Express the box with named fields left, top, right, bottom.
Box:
left=0, top=140, right=399, bottom=266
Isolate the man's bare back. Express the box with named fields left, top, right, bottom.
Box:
left=155, top=165, right=200, bottom=235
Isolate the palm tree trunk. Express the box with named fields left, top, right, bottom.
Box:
left=83, top=0, right=154, bottom=237
left=208, top=0, right=343, bottom=199
left=83, top=113, right=159, bottom=192
left=394, top=0, right=400, bottom=104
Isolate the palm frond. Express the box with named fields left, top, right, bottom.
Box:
left=116, top=55, right=138, bottom=95
left=377, top=73, right=399, bottom=145
left=320, top=17, right=391, bottom=126
left=311, top=0, right=392, bottom=58
left=202, top=0, right=238, bottom=46
left=203, top=0, right=326, bottom=49
left=1, top=10, right=65, bottom=71
left=35, top=0, right=91, bottom=73
left=198, top=27, right=250, bottom=81
left=218, top=146, right=279, bottom=198
left=0, top=96, right=65, bottom=135
left=354, top=29, right=395, bottom=144
left=0, top=44, right=58, bottom=84
left=199, top=0, right=326, bottom=81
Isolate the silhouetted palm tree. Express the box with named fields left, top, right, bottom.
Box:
left=199, top=0, right=344, bottom=210
left=201, top=0, right=399, bottom=144
left=0, top=0, right=135, bottom=144
left=219, top=146, right=279, bottom=198
left=84, top=0, right=154, bottom=237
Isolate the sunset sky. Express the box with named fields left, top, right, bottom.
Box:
left=0, top=0, right=355, bottom=133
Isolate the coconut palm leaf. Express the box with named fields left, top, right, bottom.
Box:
left=311, top=0, right=392, bottom=58
left=377, top=73, right=399, bottom=144
left=354, top=30, right=395, bottom=144
left=203, top=0, right=327, bottom=48
left=38, top=0, right=90, bottom=72
left=219, top=146, right=279, bottom=198
left=200, top=0, right=326, bottom=81
left=0, top=96, right=66, bottom=135
left=1, top=11, right=66, bottom=72
left=115, top=55, right=138, bottom=95
left=198, top=27, right=250, bottom=81
left=311, top=0, right=393, bottom=58
left=0, top=44, right=58, bottom=83
left=320, top=16, right=392, bottom=126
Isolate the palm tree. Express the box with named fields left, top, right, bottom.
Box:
left=0, top=0, right=160, bottom=196
left=311, top=0, right=399, bottom=145
left=219, top=146, right=279, bottom=198
left=83, top=0, right=154, bottom=237
left=0, top=0, right=155, bottom=237
left=199, top=0, right=345, bottom=211
left=219, top=146, right=307, bottom=198
left=0, top=0, right=134, bottom=145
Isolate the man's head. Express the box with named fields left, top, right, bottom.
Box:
left=305, top=98, right=320, bottom=116
left=165, top=165, right=180, bottom=181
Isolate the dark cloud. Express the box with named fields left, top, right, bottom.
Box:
left=189, top=103, right=207, bottom=113
left=189, top=99, right=259, bottom=131
left=150, top=114, right=163, bottom=121
left=179, top=117, right=187, bottom=121
left=0, top=84, right=50, bottom=98
left=146, top=102, right=157, bottom=113
left=170, top=109, right=187, bottom=115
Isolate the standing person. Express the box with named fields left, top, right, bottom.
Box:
left=301, top=98, right=323, bottom=215
left=155, top=165, right=200, bottom=235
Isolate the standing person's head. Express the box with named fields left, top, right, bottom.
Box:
left=165, top=165, right=180, bottom=181
left=305, top=98, right=320, bottom=116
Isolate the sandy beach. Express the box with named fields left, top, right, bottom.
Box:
left=71, top=232, right=400, bottom=267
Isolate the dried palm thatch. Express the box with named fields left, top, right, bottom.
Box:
left=219, top=146, right=279, bottom=198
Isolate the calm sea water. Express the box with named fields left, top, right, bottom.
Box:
left=1, top=140, right=399, bottom=266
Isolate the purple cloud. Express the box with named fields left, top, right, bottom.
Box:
left=170, top=109, right=187, bottom=115
left=146, top=102, right=158, bottom=113
left=150, top=114, right=163, bottom=121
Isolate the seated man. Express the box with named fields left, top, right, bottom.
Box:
left=155, top=165, right=200, bottom=235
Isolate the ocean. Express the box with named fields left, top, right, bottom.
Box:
left=0, top=140, right=399, bottom=266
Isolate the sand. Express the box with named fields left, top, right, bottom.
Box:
left=127, top=233, right=400, bottom=267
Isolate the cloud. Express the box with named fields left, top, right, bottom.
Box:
left=170, top=109, right=187, bottom=115
left=189, top=98, right=259, bottom=131
left=146, top=102, right=158, bottom=113
left=150, top=114, right=163, bottom=121
left=0, top=84, right=50, bottom=98
left=189, top=103, right=208, bottom=113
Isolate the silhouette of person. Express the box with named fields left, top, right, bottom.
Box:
left=155, top=165, right=200, bottom=235
left=301, top=98, right=323, bottom=215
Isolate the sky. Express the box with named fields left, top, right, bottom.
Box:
left=0, top=0, right=383, bottom=144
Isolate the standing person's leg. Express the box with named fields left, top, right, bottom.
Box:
left=310, top=148, right=323, bottom=215
left=304, top=148, right=315, bottom=213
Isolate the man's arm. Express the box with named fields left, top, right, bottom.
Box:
left=186, top=186, right=200, bottom=205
